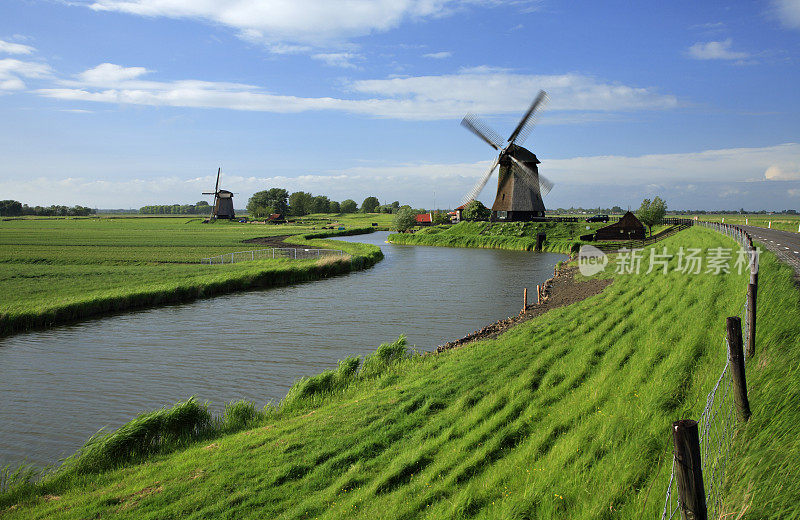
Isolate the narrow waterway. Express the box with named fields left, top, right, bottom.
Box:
left=0, top=232, right=565, bottom=469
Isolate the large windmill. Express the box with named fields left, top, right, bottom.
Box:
left=202, top=167, right=235, bottom=219
left=460, top=90, right=553, bottom=222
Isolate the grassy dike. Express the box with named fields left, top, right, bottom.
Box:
left=387, top=221, right=606, bottom=254
left=3, top=226, right=798, bottom=519
left=0, top=222, right=383, bottom=336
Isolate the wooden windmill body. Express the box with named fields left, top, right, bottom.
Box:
left=203, top=168, right=236, bottom=220
left=491, top=144, right=545, bottom=221
left=460, top=91, right=552, bottom=222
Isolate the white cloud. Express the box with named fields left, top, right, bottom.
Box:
left=764, top=164, right=800, bottom=180
left=78, top=63, right=150, bottom=86
left=5, top=144, right=798, bottom=209
left=0, top=58, right=52, bottom=90
left=0, top=39, right=35, bottom=55
left=422, top=51, right=452, bottom=59
left=311, top=52, right=360, bottom=69
left=545, top=143, right=800, bottom=185
left=78, top=0, right=455, bottom=49
left=350, top=71, right=678, bottom=114
left=687, top=39, right=750, bottom=60
left=771, top=0, right=800, bottom=29
left=38, top=64, right=678, bottom=119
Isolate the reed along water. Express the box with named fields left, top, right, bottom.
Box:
left=0, top=232, right=565, bottom=468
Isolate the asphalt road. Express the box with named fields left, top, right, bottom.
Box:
left=741, top=225, right=800, bottom=276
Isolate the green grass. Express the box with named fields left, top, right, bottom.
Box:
left=387, top=220, right=671, bottom=254
left=0, top=216, right=384, bottom=335
left=3, top=226, right=798, bottom=518
left=685, top=214, right=800, bottom=233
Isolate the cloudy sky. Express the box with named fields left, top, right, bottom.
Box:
left=1, top=0, right=799, bottom=210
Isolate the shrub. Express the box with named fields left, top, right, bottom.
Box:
left=393, top=208, right=417, bottom=232
left=462, top=200, right=490, bottom=221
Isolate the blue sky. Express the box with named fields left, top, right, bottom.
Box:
left=1, top=0, right=799, bottom=210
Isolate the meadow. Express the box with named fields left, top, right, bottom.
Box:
left=681, top=214, right=800, bottom=233
left=388, top=220, right=671, bottom=253
left=3, top=226, right=797, bottom=518
left=0, top=214, right=391, bottom=335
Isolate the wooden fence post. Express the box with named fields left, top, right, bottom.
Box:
left=523, top=288, right=528, bottom=311
left=673, top=419, right=707, bottom=520
left=537, top=285, right=541, bottom=304
left=746, top=283, right=757, bottom=358
left=726, top=317, right=751, bottom=422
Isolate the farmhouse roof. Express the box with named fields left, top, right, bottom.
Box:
left=415, top=213, right=432, bottom=223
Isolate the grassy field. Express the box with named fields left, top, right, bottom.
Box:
left=0, top=214, right=391, bottom=335
left=682, top=214, right=800, bottom=234
left=3, top=226, right=797, bottom=518
left=388, top=220, right=671, bottom=253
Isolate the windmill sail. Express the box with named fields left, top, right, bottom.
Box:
left=458, top=91, right=553, bottom=221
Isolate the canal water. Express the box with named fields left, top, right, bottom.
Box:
left=0, top=232, right=565, bottom=469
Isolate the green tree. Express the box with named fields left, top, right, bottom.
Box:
left=288, top=191, right=314, bottom=216
left=393, top=207, right=417, bottom=232
left=361, top=196, right=380, bottom=213
left=311, top=195, right=330, bottom=214
left=340, top=199, right=358, bottom=213
left=329, top=200, right=341, bottom=213
left=432, top=211, right=451, bottom=225
left=636, top=196, right=667, bottom=237
left=248, top=188, right=288, bottom=218
left=462, top=200, right=490, bottom=221
left=0, top=200, right=23, bottom=216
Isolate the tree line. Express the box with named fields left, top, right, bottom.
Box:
left=246, top=189, right=406, bottom=218
left=139, top=201, right=211, bottom=214
left=0, top=200, right=95, bottom=217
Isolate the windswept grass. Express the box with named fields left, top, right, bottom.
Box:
left=3, top=227, right=798, bottom=518
left=388, top=221, right=596, bottom=253
left=0, top=218, right=383, bottom=335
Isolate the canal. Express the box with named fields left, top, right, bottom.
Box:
left=0, top=232, right=565, bottom=468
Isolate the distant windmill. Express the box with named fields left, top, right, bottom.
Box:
left=460, top=90, right=553, bottom=221
left=202, top=167, right=235, bottom=219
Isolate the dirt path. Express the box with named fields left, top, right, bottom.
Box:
left=435, top=265, right=612, bottom=353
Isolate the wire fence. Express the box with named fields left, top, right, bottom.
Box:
left=661, top=220, right=757, bottom=520
left=201, top=248, right=345, bottom=265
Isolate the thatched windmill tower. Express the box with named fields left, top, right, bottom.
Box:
left=460, top=91, right=553, bottom=221
left=203, top=168, right=235, bottom=219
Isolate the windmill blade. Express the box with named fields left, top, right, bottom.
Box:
left=461, top=156, right=500, bottom=206
left=510, top=156, right=554, bottom=198
left=201, top=192, right=216, bottom=195
left=461, top=114, right=504, bottom=150
left=507, top=90, right=548, bottom=146
left=214, top=167, right=221, bottom=193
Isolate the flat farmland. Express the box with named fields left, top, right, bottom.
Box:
left=0, top=215, right=386, bottom=335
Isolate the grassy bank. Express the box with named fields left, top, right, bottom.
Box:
left=389, top=221, right=611, bottom=254
left=0, top=217, right=383, bottom=336
left=686, top=214, right=800, bottom=233
left=4, top=226, right=798, bottom=518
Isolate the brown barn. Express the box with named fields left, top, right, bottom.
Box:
left=593, top=211, right=646, bottom=241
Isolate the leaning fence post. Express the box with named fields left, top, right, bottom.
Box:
left=726, top=316, right=751, bottom=422
left=673, top=419, right=707, bottom=520
left=746, top=283, right=757, bottom=358
left=523, top=288, right=528, bottom=311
